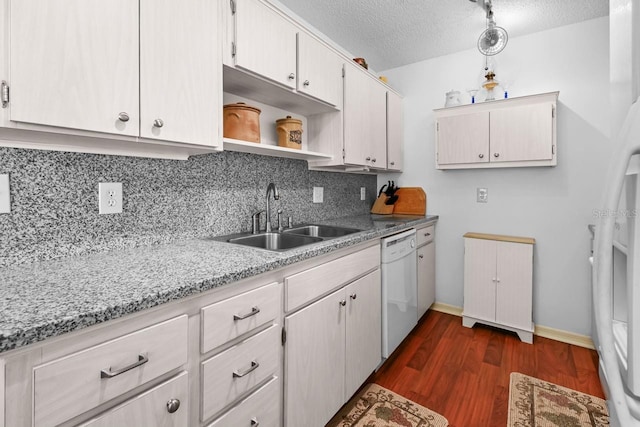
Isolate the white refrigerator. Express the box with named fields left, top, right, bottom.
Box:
left=593, top=1, right=640, bottom=425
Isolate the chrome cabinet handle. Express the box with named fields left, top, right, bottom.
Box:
left=424, top=232, right=431, bottom=237
left=339, top=300, right=346, bottom=306
left=251, top=418, right=259, bottom=427
left=288, top=73, right=295, bottom=80
left=390, top=161, right=395, bottom=166
left=166, top=398, right=181, bottom=414
left=365, top=157, right=371, bottom=161
left=303, top=80, right=310, bottom=86
left=118, top=112, right=130, bottom=122
left=371, top=158, right=377, bottom=163
left=233, top=306, right=260, bottom=321
left=153, top=118, right=164, bottom=128
left=101, top=353, right=148, bottom=378
left=418, top=254, right=424, bottom=259
left=350, top=294, right=357, bottom=300
left=494, top=153, right=500, bottom=158
left=479, top=153, right=484, bottom=159
left=233, top=360, right=259, bottom=378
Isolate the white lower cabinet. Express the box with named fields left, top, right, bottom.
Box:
left=416, top=225, right=436, bottom=319
left=462, top=232, right=535, bottom=343
left=284, top=265, right=381, bottom=427
left=79, top=372, right=188, bottom=427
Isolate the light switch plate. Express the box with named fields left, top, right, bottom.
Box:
left=313, top=186, right=324, bottom=203
left=0, top=174, right=10, bottom=213
left=477, top=187, right=488, bottom=203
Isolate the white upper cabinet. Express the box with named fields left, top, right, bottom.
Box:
left=139, top=0, right=220, bottom=146
left=297, top=32, right=343, bottom=108
left=386, top=91, right=404, bottom=170
left=343, top=62, right=387, bottom=168
left=435, top=91, right=558, bottom=169
left=234, top=0, right=297, bottom=89
left=9, top=0, right=140, bottom=136
left=5, top=0, right=221, bottom=153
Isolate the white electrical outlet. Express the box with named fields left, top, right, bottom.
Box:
left=0, top=174, right=10, bottom=214
left=99, top=182, right=123, bottom=214
left=360, top=187, right=366, bottom=201
left=313, top=186, right=324, bottom=203
left=477, top=187, right=488, bottom=203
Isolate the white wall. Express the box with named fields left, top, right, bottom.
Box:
left=379, top=17, right=611, bottom=336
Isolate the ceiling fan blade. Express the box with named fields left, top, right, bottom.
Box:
left=478, top=26, right=508, bottom=56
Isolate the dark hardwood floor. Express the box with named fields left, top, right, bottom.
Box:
left=372, top=310, right=605, bottom=427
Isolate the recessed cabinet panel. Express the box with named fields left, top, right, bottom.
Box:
left=463, top=238, right=497, bottom=322
left=235, top=0, right=297, bottom=89
left=140, top=0, right=220, bottom=146
left=285, top=288, right=346, bottom=427
left=387, top=91, right=404, bottom=171
left=297, top=32, right=343, bottom=107
left=9, top=0, right=139, bottom=136
left=494, top=241, right=534, bottom=329
left=344, top=63, right=387, bottom=167
left=490, top=103, right=553, bottom=162
left=437, top=112, right=489, bottom=165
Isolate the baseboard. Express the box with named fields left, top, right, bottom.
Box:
left=430, top=303, right=595, bottom=349
left=534, top=325, right=595, bottom=349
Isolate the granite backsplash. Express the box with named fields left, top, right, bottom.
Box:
left=0, top=147, right=377, bottom=268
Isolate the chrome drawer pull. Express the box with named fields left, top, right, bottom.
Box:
left=233, top=360, right=259, bottom=378
left=251, top=417, right=259, bottom=426
left=100, top=353, right=148, bottom=379
left=424, top=232, right=431, bottom=237
left=233, top=306, right=260, bottom=321
left=166, top=398, right=181, bottom=414
left=350, top=294, right=357, bottom=300
left=418, top=254, right=424, bottom=259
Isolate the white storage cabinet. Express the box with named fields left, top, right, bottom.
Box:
left=462, top=232, right=535, bottom=343
left=435, top=92, right=558, bottom=169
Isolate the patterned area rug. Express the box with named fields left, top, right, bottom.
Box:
left=326, top=383, right=449, bottom=427
left=508, top=372, right=609, bottom=426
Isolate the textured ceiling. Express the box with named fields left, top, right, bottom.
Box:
left=273, top=0, right=609, bottom=71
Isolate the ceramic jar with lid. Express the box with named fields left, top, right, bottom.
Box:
left=444, top=90, right=461, bottom=107
left=223, top=102, right=261, bottom=143
left=275, top=116, right=303, bottom=150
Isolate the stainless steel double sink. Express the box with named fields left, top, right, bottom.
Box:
left=215, top=224, right=362, bottom=251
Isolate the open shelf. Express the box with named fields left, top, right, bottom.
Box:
left=223, top=138, right=333, bottom=161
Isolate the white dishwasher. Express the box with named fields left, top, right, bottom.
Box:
left=381, top=228, right=417, bottom=358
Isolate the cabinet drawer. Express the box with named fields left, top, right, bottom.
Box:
left=34, top=315, right=188, bottom=427
left=285, top=244, right=380, bottom=312
left=201, top=281, right=280, bottom=353
left=79, top=372, right=188, bottom=427
left=201, top=325, right=280, bottom=421
left=207, top=376, right=280, bottom=427
left=417, top=225, right=435, bottom=247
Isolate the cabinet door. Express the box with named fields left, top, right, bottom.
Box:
left=284, top=288, right=346, bottom=427
left=345, top=270, right=381, bottom=398
left=344, top=63, right=387, bottom=167
left=463, top=238, right=497, bottom=322
left=386, top=91, right=404, bottom=171
left=417, top=242, right=435, bottom=319
left=79, top=372, right=188, bottom=427
left=436, top=112, right=489, bottom=165
left=297, top=32, right=343, bottom=107
left=490, top=103, right=554, bottom=162
left=495, top=241, right=533, bottom=330
left=235, top=0, right=297, bottom=89
left=140, top=0, right=220, bottom=146
left=9, top=0, right=139, bottom=136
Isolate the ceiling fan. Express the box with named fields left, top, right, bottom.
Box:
left=470, top=0, right=508, bottom=56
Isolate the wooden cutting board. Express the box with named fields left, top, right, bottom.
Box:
left=392, top=187, right=427, bottom=215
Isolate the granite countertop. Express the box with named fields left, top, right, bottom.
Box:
left=0, top=214, right=438, bottom=354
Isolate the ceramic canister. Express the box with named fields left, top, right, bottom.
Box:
left=223, top=102, right=261, bottom=143
left=275, top=116, right=303, bottom=150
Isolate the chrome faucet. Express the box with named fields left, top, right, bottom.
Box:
left=265, top=183, right=280, bottom=233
